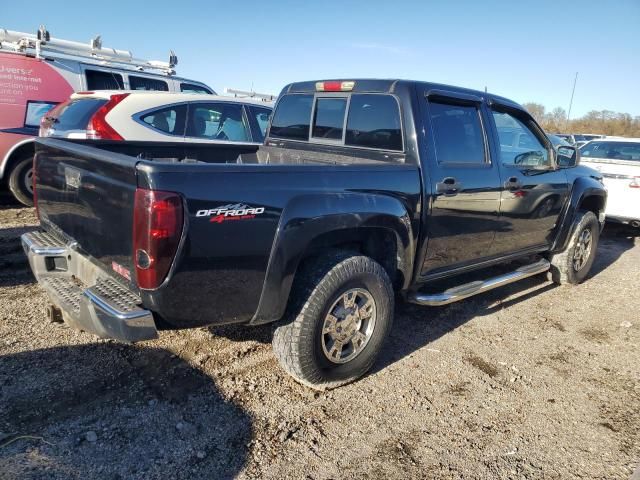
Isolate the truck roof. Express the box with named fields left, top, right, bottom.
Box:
left=283, top=79, right=524, bottom=111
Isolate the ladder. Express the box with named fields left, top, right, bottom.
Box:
left=0, top=25, right=177, bottom=75
left=224, top=88, right=277, bottom=102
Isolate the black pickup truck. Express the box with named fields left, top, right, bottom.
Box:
left=23, top=79, right=606, bottom=389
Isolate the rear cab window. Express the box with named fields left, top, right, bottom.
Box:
left=269, top=94, right=313, bottom=141
left=312, top=98, right=347, bottom=141
left=269, top=92, right=403, bottom=152
left=346, top=95, right=402, bottom=151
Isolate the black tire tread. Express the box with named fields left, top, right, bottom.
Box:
left=549, top=210, right=599, bottom=285
left=8, top=156, right=34, bottom=207
left=272, top=252, right=393, bottom=390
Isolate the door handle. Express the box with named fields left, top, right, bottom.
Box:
left=504, top=176, right=522, bottom=190
left=436, top=177, right=462, bottom=195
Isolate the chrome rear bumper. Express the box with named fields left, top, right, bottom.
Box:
left=21, top=231, right=157, bottom=342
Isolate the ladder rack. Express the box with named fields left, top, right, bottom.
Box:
left=224, top=88, right=277, bottom=102
left=0, top=25, right=178, bottom=75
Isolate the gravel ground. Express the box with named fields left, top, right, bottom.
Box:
left=0, top=198, right=638, bottom=479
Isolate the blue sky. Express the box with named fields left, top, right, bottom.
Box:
left=4, top=0, right=639, bottom=117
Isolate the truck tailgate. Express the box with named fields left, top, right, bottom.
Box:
left=34, top=138, right=138, bottom=284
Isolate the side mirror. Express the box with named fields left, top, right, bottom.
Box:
left=556, top=145, right=579, bottom=167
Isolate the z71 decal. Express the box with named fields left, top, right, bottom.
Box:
left=196, top=203, right=265, bottom=224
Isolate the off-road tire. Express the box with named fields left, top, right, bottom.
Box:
left=272, top=253, right=394, bottom=390
left=548, top=210, right=599, bottom=285
left=8, top=155, right=35, bottom=207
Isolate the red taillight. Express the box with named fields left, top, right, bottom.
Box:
left=87, top=93, right=129, bottom=140
left=133, top=188, right=183, bottom=289
left=629, top=177, right=640, bottom=188
left=315, top=81, right=355, bottom=92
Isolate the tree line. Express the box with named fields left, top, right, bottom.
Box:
left=522, top=103, right=640, bottom=138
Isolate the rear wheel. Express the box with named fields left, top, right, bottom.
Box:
left=549, top=210, right=599, bottom=285
left=8, top=155, right=35, bottom=207
left=272, top=253, right=394, bottom=390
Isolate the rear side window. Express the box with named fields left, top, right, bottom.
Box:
left=346, top=95, right=402, bottom=151
left=53, top=99, right=108, bottom=131
left=428, top=101, right=486, bottom=164
left=140, top=105, right=187, bottom=135
left=180, top=83, right=213, bottom=94
left=312, top=98, right=347, bottom=140
left=85, top=70, right=124, bottom=90
left=270, top=94, right=313, bottom=141
left=186, top=103, right=249, bottom=141
left=129, top=76, right=169, bottom=91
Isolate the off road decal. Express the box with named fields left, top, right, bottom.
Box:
left=196, top=203, right=265, bottom=224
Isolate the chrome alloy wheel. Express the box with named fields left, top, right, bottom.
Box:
left=321, top=288, right=376, bottom=364
left=573, top=228, right=593, bottom=271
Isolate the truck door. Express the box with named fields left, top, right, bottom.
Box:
left=419, top=91, right=502, bottom=276
left=487, top=105, right=569, bottom=254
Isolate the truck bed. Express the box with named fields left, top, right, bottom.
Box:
left=32, top=138, right=421, bottom=332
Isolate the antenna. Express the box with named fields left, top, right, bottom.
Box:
left=566, top=72, right=578, bottom=129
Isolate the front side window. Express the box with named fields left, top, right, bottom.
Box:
left=429, top=101, right=486, bottom=164
left=186, top=103, right=249, bottom=141
left=269, top=94, right=313, bottom=141
left=580, top=141, right=640, bottom=161
left=140, top=105, right=186, bottom=135
left=85, top=70, right=124, bottom=90
left=346, top=94, right=402, bottom=151
left=129, top=76, right=169, bottom=91
left=312, top=97, right=347, bottom=140
left=180, top=83, right=213, bottom=94
left=492, top=110, right=549, bottom=167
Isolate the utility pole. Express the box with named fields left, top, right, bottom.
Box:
left=566, top=72, right=578, bottom=130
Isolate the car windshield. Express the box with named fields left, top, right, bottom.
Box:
left=574, top=134, right=601, bottom=142
left=580, top=141, right=640, bottom=161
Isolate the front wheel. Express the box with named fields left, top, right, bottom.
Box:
left=8, top=155, right=35, bottom=207
left=548, top=210, right=600, bottom=285
left=272, top=253, right=394, bottom=390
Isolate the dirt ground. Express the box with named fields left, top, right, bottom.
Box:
left=0, top=197, right=638, bottom=480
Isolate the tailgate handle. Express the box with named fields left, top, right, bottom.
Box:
left=436, top=177, right=462, bottom=196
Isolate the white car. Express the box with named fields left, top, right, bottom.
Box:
left=40, top=91, right=273, bottom=144
left=579, top=138, right=640, bottom=227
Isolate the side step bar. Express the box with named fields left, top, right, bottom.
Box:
left=408, top=259, right=550, bottom=306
